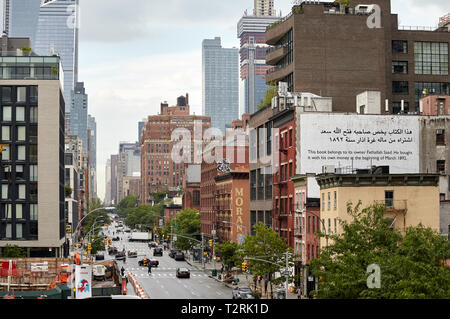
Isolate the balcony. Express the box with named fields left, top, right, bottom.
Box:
left=266, top=45, right=288, bottom=65
left=265, top=63, right=294, bottom=84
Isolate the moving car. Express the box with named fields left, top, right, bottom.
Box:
left=232, top=286, right=254, bottom=299
left=153, top=247, right=163, bottom=256
left=108, top=247, right=118, bottom=255
left=174, top=251, right=185, bottom=261
left=95, top=253, right=105, bottom=261
left=148, top=242, right=157, bottom=248
left=169, top=249, right=178, bottom=258
left=138, top=258, right=159, bottom=267
left=176, top=268, right=190, bottom=278
left=115, top=251, right=126, bottom=260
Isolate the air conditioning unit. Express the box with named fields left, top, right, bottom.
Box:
left=355, top=5, right=374, bottom=15
left=322, top=165, right=335, bottom=174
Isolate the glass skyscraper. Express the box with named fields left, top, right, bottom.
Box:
left=4, top=0, right=41, bottom=47
left=69, top=82, right=88, bottom=153
left=34, top=0, right=79, bottom=109
left=202, top=37, right=239, bottom=135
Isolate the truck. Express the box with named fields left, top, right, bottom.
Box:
left=129, top=232, right=151, bottom=242
left=93, top=265, right=106, bottom=281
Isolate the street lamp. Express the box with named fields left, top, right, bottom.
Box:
left=71, top=206, right=114, bottom=254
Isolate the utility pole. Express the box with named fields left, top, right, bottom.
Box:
left=285, top=251, right=289, bottom=298
left=201, top=233, right=205, bottom=270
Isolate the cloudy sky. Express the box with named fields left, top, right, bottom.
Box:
left=76, top=0, right=450, bottom=201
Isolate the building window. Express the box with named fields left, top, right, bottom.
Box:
left=266, top=123, right=272, bottom=156
left=392, top=61, right=408, bottom=74
left=392, top=40, right=408, bottom=54
left=312, top=216, right=316, bottom=233
left=436, top=129, right=446, bottom=146
left=250, top=170, right=257, bottom=200
left=308, top=216, right=311, bottom=233
left=414, top=42, right=449, bottom=75
left=393, top=81, right=409, bottom=94
left=385, top=191, right=394, bottom=208
left=2, top=106, right=12, bottom=121
left=440, top=193, right=446, bottom=201
left=327, top=192, right=331, bottom=210
left=334, top=191, right=337, bottom=209
left=334, top=218, right=337, bottom=234
left=1, top=184, right=8, bottom=199
left=437, top=160, right=446, bottom=173
left=321, top=193, right=325, bottom=210
left=265, top=166, right=272, bottom=199
left=1, top=125, right=10, bottom=141
left=193, top=190, right=200, bottom=206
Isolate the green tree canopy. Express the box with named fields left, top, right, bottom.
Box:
left=166, top=209, right=201, bottom=250
left=257, top=82, right=278, bottom=110
left=1, top=244, right=27, bottom=258
left=310, top=202, right=450, bottom=299
left=117, top=195, right=139, bottom=218
left=215, top=241, right=242, bottom=271
left=241, top=222, right=295, bottom=297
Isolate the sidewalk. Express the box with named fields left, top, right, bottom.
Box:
left=185, top=257, right=299, bottom=299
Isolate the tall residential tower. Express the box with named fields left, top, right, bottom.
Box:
left=202, top=37, right=239, bottom=135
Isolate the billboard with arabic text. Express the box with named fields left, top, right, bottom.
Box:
left=298, top=114, right=420, bottom=175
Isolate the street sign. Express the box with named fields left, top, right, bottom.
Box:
left=173, top=224, right=178, bottom=229
left=211, top=229, right=216, bottom=235
left=173, top=235, right=177, bottom=241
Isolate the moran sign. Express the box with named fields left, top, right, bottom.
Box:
left=234, top=187, right=246, bottom=245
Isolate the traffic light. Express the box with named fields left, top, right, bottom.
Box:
left=209, top=239, right=213, bottom=247
left=87, top=243, right=91, bottom=251
left=242, top=262, right=248, bottom=272
left=104, top=238, right=108, bottom=245
left=108, top=238, right=112, bottom=245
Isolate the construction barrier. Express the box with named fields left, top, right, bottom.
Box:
left=127, top=272, right=149, bottom=299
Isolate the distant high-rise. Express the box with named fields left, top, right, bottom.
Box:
left=4, top=0, right=41, bottom=46
left=34, top=0, right=79, bottom=109
left=69, top=82, right=88, bottom=153
left=202, top=37, right=239, bottom=135
left=238, top=6, right=280, bottom=114
left=88, top=115, right=97, bottom=199
left=138, top=120, right=146, bottom=145
left=254, top=0, right=275, bottom=16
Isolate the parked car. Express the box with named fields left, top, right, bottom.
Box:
left=112, top=236, right=120, bottom=241
left=138, top=258, right=159, bottom=267
left=176, top=267, right=190, bottom=278
left=174, top=251, right=185, bottom=261
left=127, top=251, right=137, bottom=258
left=148, top=242, right=157, bottom=248
left=232, top=286, right=254, bottom=299
left=153, top=247, right=163, bottom=256
left=169, top=249, right=178, bottom=258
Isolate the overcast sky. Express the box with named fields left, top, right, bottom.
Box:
left=76, top=0, right=450, bottom=202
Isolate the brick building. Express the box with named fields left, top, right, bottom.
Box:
left=140, top=95, right=211, bottom=204
left=265, top=0, right=450, bottom=114
left=200, top=116, right=250, bottom=239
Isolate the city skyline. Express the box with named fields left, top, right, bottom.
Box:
left=29, top=0, right=447, bottom=202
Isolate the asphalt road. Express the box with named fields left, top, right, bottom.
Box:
left=102, top=222, right=232, bottom=299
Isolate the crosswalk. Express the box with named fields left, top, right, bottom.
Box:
left=126, top=272, right=208, bottom=278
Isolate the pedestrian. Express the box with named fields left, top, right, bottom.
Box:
left=297, top=287, right=302, bottom=299
left=220, top=265, right=224, bottom=274
left=147, top=262, right=152, bottom=274
left=120, top=266, right=125, bottom=277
